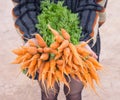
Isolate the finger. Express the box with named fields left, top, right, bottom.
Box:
left=84, top=45, right=98, bottom=59
left=91, top=51, right=98, bottom=59
left=24, top=38, right=38, bottom=46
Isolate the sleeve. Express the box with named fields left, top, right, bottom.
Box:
left=75, top=0, right=108, bottom=47
left=11, top=0, right=41, bottom=41
left=97, top=0, right=108, bottom=26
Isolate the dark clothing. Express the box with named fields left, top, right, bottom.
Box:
left=38, top=76, right=84, bottom=100
left=12, top=0, right=104, bottom=43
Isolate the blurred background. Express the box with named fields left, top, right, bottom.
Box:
left=0, top=0, right=120, bottom=100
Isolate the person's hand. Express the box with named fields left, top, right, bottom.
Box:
left=82, top=42, right=98, bottom=59
left=24, top=38, right=38, bottom=47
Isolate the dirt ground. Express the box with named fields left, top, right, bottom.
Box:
left=0, top=0, right=120, bottom=100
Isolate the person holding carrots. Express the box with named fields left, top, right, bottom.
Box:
left=11, top=0, right=108, bottom=100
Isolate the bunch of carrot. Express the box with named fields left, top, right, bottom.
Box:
left=12, top=25, right=103, bottom=94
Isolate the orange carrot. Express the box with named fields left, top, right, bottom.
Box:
left=76, top=46, right=91, bottom=56
left=68, top=53, right=73, bottom=68
left=41, top=73, right=48, bottom=97
left=12, top=56, right=24, bottom=64
left=22, top=53, right=32, bottom=61
left=50, top=59, right=56, bottom=74
left=88, top=56, right=103, bottom=69
left=50, top=49, right=58, bottom=55
left=69, top=43, right=84, bottom=68
left=85, top=60, right=100, bottom=86
left=54, top=52, right=62, bottom=60
left=40, top=53, right=49, bottom=61
left=31, top=54, right=40, bottom=60
left=88, top=74, right=98, bottom=95
left=58, top=40, right=69, bottom=52
left=72, top=56, right=80, bottom=65
left=51, top=75, right=55, bottom=89
left=31, top=64, right=38, bottom=79
left=57, top=64, right=70, bottom=83
left=50, top=42, right=60, bottom=49
left=80, top=71, right=89, bottom=85
left=72, top=64, right=79, bottom=71
left=38, top=62, right=45, bottom=81
left=55, top=35, right=64, bottom=43
left=79, top=38, right=93, bottom=47
left=48, top=25, right=64, bottom=43
left=12, top=53, right=31, bottom=64
left=57, top=65, right=63, bottom=72
left=42, top=61, right=50, bottom=75
left=56, top=60, right=64, bottom=66
left=46, top=71, right=52, bottom=89
left=77, top=64, right=84, bottom=75
left=41, top=61, right=50, bottom=87
left=35, top=34, right=47, bottom=47
left=63, top=47, right=70, bottom=63
left=12, top=48, right=27, bottom=55
left=21, top=60, right=31, bottom=70
left=79, top=72, right=87, bottom=87
left=64, top=65, right=72, bottom=74
left=37, top=58, right=42, bottom=69
left=37, top=47, right=43, bottom=53
left=26, top=47, right=38, bottom=55
left=27, top=58, right=37, bottom=77
left=34, top=62, right=39, bottom=72
left=27, top=39, right=36, bottom=47
left=63, top=47, right=70, bottom=57
left=48, top=24, right=59, bottom=36
left=43, top=47, right=51, bottom=53
left=61, top=56, right=67, bottom=75
left=62, top=65, right=71, bottom=82
left=79, top=42, right=88, bottom=47
left=61, top=28, right=70, bottom=40
left=28, top=59, right=37, bottom=71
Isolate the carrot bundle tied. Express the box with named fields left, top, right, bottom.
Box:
left=12, top=25, right=103, bottom=95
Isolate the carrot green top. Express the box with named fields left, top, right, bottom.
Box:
left=36, top=0, right=82, bottom=46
